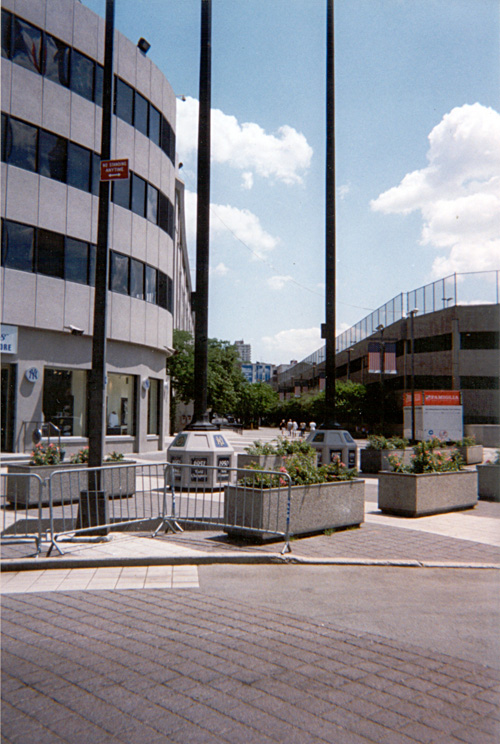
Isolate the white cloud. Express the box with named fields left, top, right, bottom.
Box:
left=371, top=103, right=500, bottom=277
left=261, top=327, right=322, bottom=363
left=177, top=96, right=313, bottom=185
left=338, top=183, right=351, bottom=200
left=241, top=172, right=254, bottom=190
left=267, top=275, right=293, bottom=291
left=184, top=190, right=279, bottom=258
left=210, top=262, right=229, bottom=277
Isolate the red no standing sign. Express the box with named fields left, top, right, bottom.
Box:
left=100, top=159, right=129, bottom=181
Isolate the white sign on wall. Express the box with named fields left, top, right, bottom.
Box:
left=0, top=324, right=18, bottom=354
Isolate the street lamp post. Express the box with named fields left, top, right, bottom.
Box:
left=376, top=324, right=385, bottom=434
left=408, top=308, right=419, bottom=442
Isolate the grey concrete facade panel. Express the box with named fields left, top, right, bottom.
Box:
left=1, top=59, right=12, bottom=114
left=72, top=0, right=99, bottom=59
left=5, top=167, right=39, bottom=225
left=11, top=64, right=43, bottom=126
left=1, top=269, right=37, bottom=327
left=66, top=187, right=93, bottom=242
left=45, top=0, right=74, bottom=45
left=38, top=178, right=67, bottom=234
left=42, top=79, right=71, bottom=138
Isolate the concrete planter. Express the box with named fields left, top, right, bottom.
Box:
left=456, top=444, right=483, bottom=465
left=360, top=448, right=411, bottom=474
left=378, top=470, right=477, bottom=517
left=224, top=479, right=365, bottom=539
left=477, top=464, right=500, bottom=501
left=6, top=462, right=136, bottom=506
left=236, top=453, right=285, bottom=471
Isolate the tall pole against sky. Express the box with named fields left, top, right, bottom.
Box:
left=88, top=0, right=114, bottom=469
left=321, top=0, right=337, bottom=429
left=189, top=0, right=213, bottom=429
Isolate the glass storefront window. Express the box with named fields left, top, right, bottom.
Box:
left=147, top=379, right=160, bottom=435
left=106, top=373, right=135, bottom=435
left=43, top=368, right=88, bottom=436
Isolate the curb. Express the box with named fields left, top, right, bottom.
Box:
left=2, top=554, right=500, bottom=572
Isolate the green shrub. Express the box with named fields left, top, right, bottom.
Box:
left=70, top=448, right=125, bottom=464
left=245, top=437, right=315, bottom=457
left=239, top=451, right=357, bottom=487
left=454, top=436, right=476, bottom=447
left=366, top=435, right=392, bottom=450
left=388, top=440, right=464, bottom=474
left=388, top=436, right=409, bottom=450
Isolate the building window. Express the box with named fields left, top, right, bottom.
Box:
left=149, top=106, right=161, bottom=146
left=88, top=244, right=96, bottom=286
left=114, top=77, right=134, bottom=125
left=146, top=183, right=158, bottom=223
left=460, top=376, right=499, bottom=390
left=147, top=379, right=160, bottom=435
left=12, top=17, right=42, bottom=74
left=158, top=272, right=173, bottom=313
left=37, top=229, right=64, bottom=278
left=5, top=118, right=38, bottom=172
left=39, top=130, right=67, bottom=183
left=65, top=238, right=89, bottom=285
left=94, top=64, right=104, bottom=107
left=414, top=334, right=452, bottom=354
left=44, top=34, right=70, bottom=87
left=1, top=10, right=12, bottom=59
left=67, top=142, right=91, bottom=191
left=131, top=173, right=146, bottom=217
left=158, top=192, right=174, bottom=237
left=106, top=373, right=135, bottom=435
left=43, top=368, right=88, bottom=436
left=134, top=91, right=149, bottom=136
left=1, top=220, right=35, bottom=272
left=112, top=178, right=130, bottom=210
left=91, top=152, right=101, bottom=196
left=110, top=252, right=129, bottom=295
left=130, top=258, right=144, bottom=300
left=70, top=49, right=95, bottom=102
left=145, top=265, right=157, bottom=304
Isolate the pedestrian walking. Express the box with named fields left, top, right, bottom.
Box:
left=292, top=421, right=298, bottom=438
left=309, top=421, right=316, bottom=432
left=287, top=419, right=293, bottom=436
left=300, top=422, right=307, bottom=438
left=280, top=419, right=286, bottom=435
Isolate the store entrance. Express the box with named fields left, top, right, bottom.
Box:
left=1, top=364, right=16, bottom=452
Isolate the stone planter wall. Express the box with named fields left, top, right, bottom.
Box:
left=360, top=448, right=412, bottom=474
left=378, top=470, right=477, bottom=517
left=456, top=445, right=483, bottom=465
left=224, top=479, right=365, bottom=539
left=6, top=462, right=136, bottom=506
left=477, top=464, right=500, bottom=501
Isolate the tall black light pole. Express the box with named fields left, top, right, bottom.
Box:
left=376, top=324, right=385, bottom=434
left=320, top=0, right=337, bottom=430
left=409, top=308, right=418, bottom=442
left=88, top=0, right=115, bottom=470
left=188, top=0, right=214, bottom=430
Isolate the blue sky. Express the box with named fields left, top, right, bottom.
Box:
left=83, top=0, right=500, bottom=364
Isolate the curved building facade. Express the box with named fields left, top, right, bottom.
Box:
left=1, top=0, right=193, bottom=455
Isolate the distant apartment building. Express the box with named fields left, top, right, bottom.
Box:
left=1, top=0, right=193, bottom=454
left=234, top=339, right=251, bottom=362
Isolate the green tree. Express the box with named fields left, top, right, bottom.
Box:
left=236, top=382, right=279, bottom=428
left=167, top=331, right=247, bottom=419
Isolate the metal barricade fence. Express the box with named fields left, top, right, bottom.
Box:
left=165, top=462, right=292, bottom=554
left=47, top=461, right=173, bottom=554
left=1, top=472, right=45, bottom=555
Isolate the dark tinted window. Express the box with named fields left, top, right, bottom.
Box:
left=44, top=34, right=70, bottom=87
left=145, top=265, right=157, bottom=303
left=5, top=118, right=38, bottom=171
left=88, top=244, right=96, bottom=286
left=94, top=63, right=103, bottom=106
left=1, top=220, right=35, bottom=271
left=131, top=174, right=146, bottom=217
left=158, top=272, right=172, bottom=312
left=91, top=152, right=101, bottom=196
left=39, top=130, right=67, bottom=182
left=414, top=333, right=452, bottom=354
left=460, top=376, right=499, bottom=390
left=146, top=183, right=158, bottom=223
left=37, top=229, right=64, bottom=278
left=149, top=106, right=160, bottom=146
left=67, top=141, right=91, bottom=191
left=112, top=178, right=130, bottom=209
left=158, top=192, right=174, bottom=237
left=65, top=238, right=89, bottom=284
left=1, top=113, right=7, bottom=161
left=134, top=91, right=148, bottom=136
left=12, top=17, right=42, bottom=73
left=115, top=78, right=134, bottom=125
left=160, top=116, right=173, bottom=160
left=70, top=49, right=94, bottom=101
left=1, top=9, right=11, bottom=59
left=130, top=258, right=144, bottom=299
left=110, top=252, right=129, bottom=294
left=461, top=332, right=499, bottom=350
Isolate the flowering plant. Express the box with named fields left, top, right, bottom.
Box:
left=388, top=440, right=464, bottom=474
left=30, top=442, right=64, bottom=465
left=239, top=451, right=357, bottom=487
left=245, top=437, right=314, bottom=457
left=366, top=435, right=409, bottom=451
left=70, top=448, right=125, bottom=464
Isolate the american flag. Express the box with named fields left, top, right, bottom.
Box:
left=368, top=342, right=381, bottom=374
left=384, top=342, right=397, bottom=374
